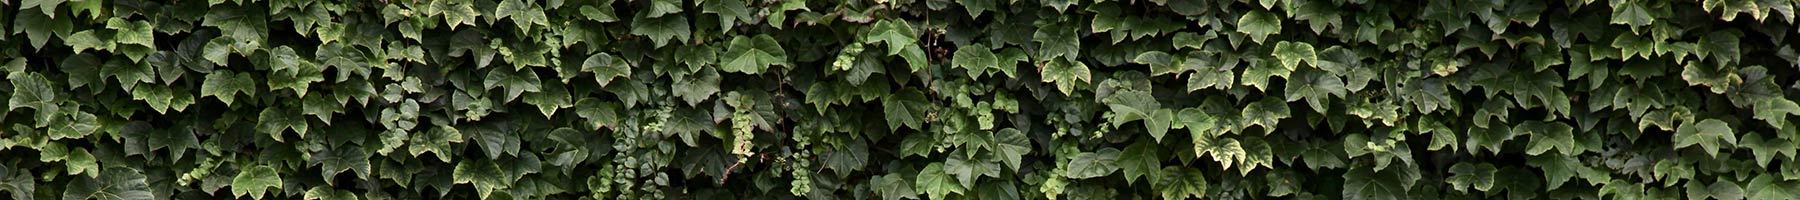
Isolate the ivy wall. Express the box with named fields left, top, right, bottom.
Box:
left=4, top=0, right=1800, bottom=199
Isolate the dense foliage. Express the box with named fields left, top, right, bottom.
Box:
left=4, top=0, right=1800, bottom=199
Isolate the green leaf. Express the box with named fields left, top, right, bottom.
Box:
left=1033, top=23, right=1081, bottom=61
left=1521, top=121, right=1578, bottom=156
left=303, top=186, right=358, bottom=200
left=865, top=20, right=918, bottom=54
left=1065, top=148, right=1121, bottom=179
left=522, top=80, right=571, bottom=117
left=1285, top=70, right=1347, bottom=113
left=943, top=154, right=998, bottom=190
left=1527, top=153, right=1596, bottom=190
left=314, top=145, right=372, bottom=184
left=1103, top=90, right=1159, bottom=128
left=8, top=72, right=58, bottom=114
left=1118, top=140, right=1160, bottom=185
left=915, top=162, right=964, bottom=200
left=583, top=53, right=630, bottom=87
left=1133, top=51, right=1178, bottom=76
left=102, top=58, right=156, bottom=92
left=1739, top=133, right=1795, bottom=167
left=454, top=159, right=508, bottom=199
left=63, top=148, right=98, bottom=178
left=63, top=168, right=152, bottom=200
left=883, top=89, right=932, bottom=131
left=720, top=34, right=789, bottom=74
left=953, top=44, right=999, bottom=78
left=1237, top=10, right=1282, bottom=44
left=201, top=71, right=257, bottom=106
left=1342, top=168, right=1410, bottom=200
left=630, top=15, right=691, bottom=47
left=1153, top=167, right=1208, bottom=200
left=1746, top=174, right=1800, bottom=200
left=0, top=165, right=34, bottom=200
left=1674, top=119, right=1737, bottom=157
left=409, top=125, right=466, bottom=162
left=21, top=0, right=66, bottom=16
left=1272, top=41, right=1317, bottom=71
left=990, top=128, right=1031, bottom=171
left=1447, top=162, right=1498, bottom=192
left=702, top=0, right=753, bottom=30
left=673, top=68, right=722, bottom=106
left=64, top=30, right=113, bottom=54
left=1610, top=2, right=1654, bottom=28
left=873, top=174, right=918, bottom=200
left=1241, top=98, right=1290, bottom=135
left=258, top=106, right=308, bottom=142
left=484, top=68, right=544, bottom=103
left=1690, top=178, right=1745, bottom=200
left=1041, top=59, right=1092, bottom=96
left=232, top=166, right=283, bottom=199
left=203, top=5, right=269, bottom=50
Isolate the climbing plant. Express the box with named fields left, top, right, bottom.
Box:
left=3, top=0, right=1800, bottom=199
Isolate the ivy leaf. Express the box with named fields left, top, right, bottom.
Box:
left=883, top=89, right=931, bottom=131
left=483, top=68, right=543, bottom=103
left=1285, top=70, right=1346, bottom=113
left=953, top=44, right=999, bottom=78
left=1153, top=167, right=1208, bottom=199
left=915, top=163, right=964, bottom=200
left=1118, top=140, right=1160, bottom=185
left=1240, top=98, right=1290, bottom=135
left=1689, top=178, right=1745, bottom=200
left=630, top=15, right=691, bottom=47
left=8, top=72, right=58, bottom=114
left=232, top=166, right=283, bottom=200
left=574, top=98, right=624, bottom=131
left=64, top=148, right=98, bottom=178
left=1739, top=133, right=1795, bottom=167
left=65, top=30, right=113, bottom=54
left=1342, top=168, right=1410, bottom=200
left=583, top=53, right=629, bottom=87
left=1135, top=51, right=1178, bottom=76
left=1065, top=148, right=1122, bottom=179
left=258, top=106, right=308, bottom=142
left=702, top=0, right=753, bottom=30
left=673, top=68, right=722, bottom=106
left=1272, top=41, right=1317, bottom=71
left=943, top=154, right=998, bottom=190
left=1103, top=90, right=1159, bottom=128
left=303, top=187, right=358, bottom=200
left=1237, top=10, right=1282, bottom=44
left=990, top=128, right=1031, bottom=171
left=102, top=58, right=156, bottom=92
left=522, top=80, right=571, bottom=117
left=1610, top=2, right=1654, bottom=28
left=313, top=145, right=372, bottom=185
left=454, top=159, right=508, bottom=199
left=0, top=165, right=34, bottom=200
left=720, top=34, right=789, bottom=74
left=1033, top=23, right=1081, bottom=61
left=1752, top=98, right=1800, bottom=128
left=1521, top=121, right=1578, bottom=156
left=1674, top=119, right=1737, bottom=157
left=1041, top=60, right=1092, bottom=96
left=147, top=126, right=200, bottom=162
left=1447, top=162, right=1498, bottom=192
left=202, top=5, right=268, bottom=50
left=200, top=71, right=257, bottom=106
left=866, top=20, right=918, bottom=56
left=873, top=174, right=918, bottom=200
left=1746, top=174, right=1800, bottom=200
left=409, top=125, right=466, bottom=162
left=1526, top=153, right=1592, bottom=190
